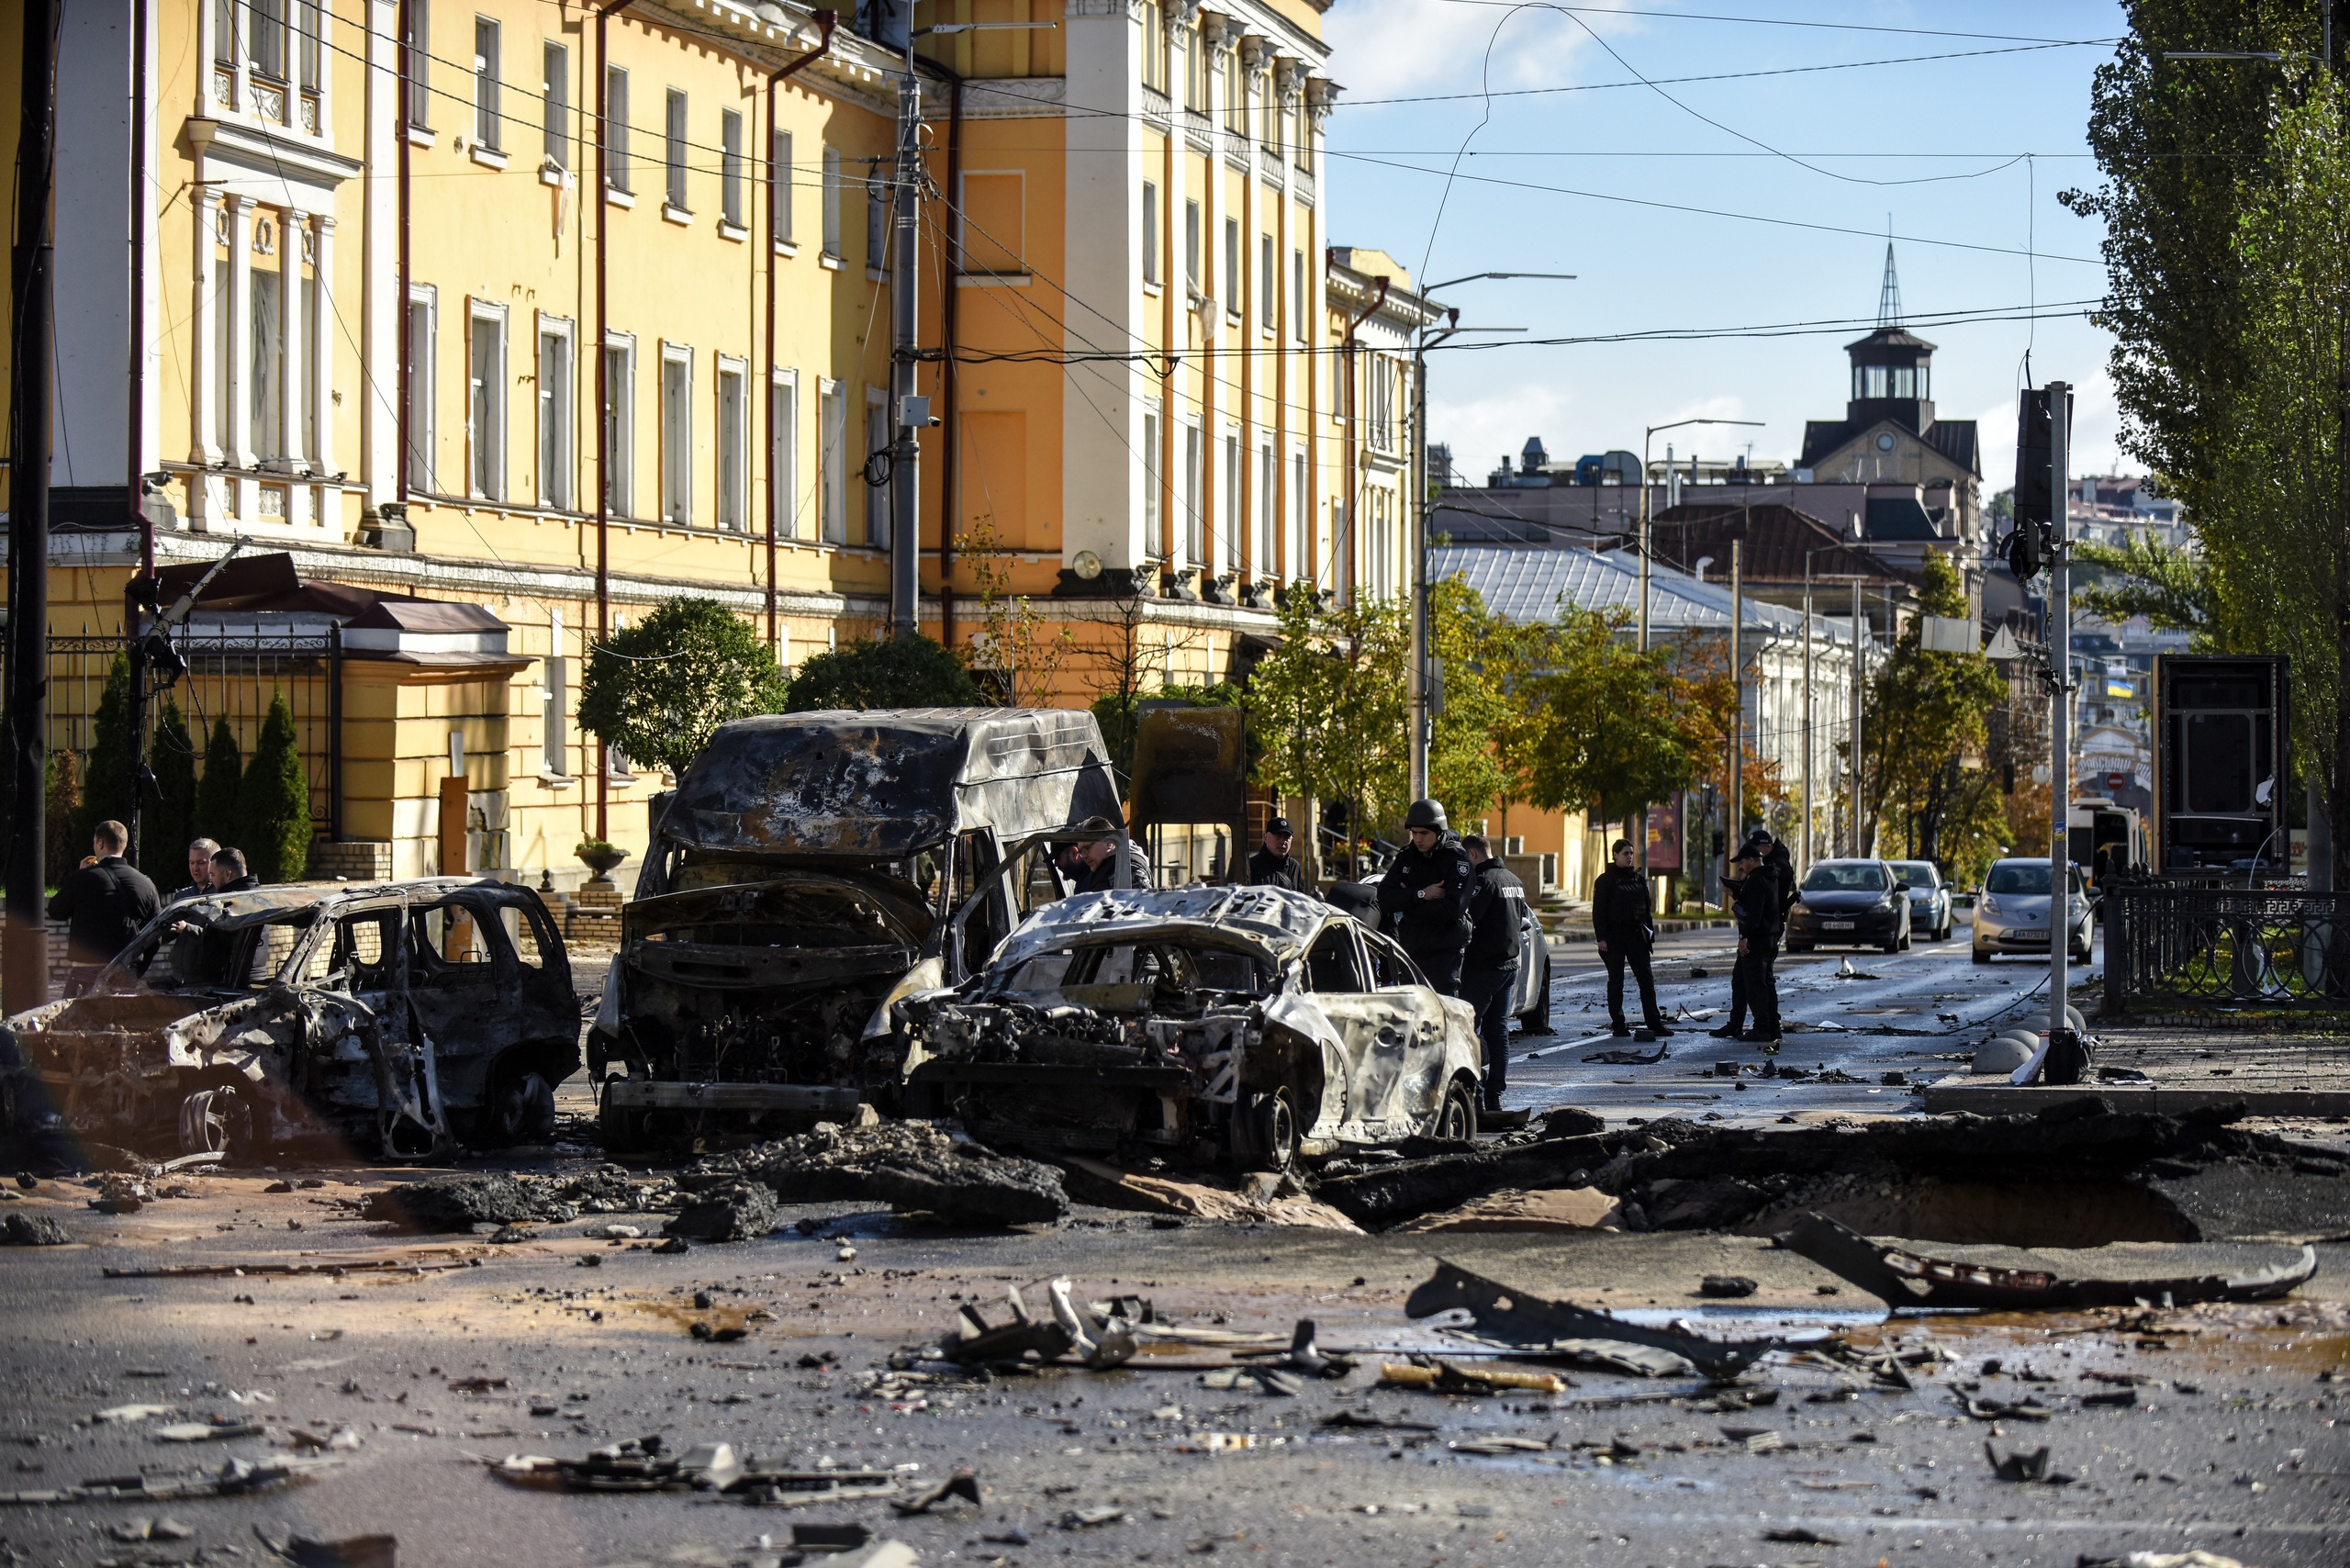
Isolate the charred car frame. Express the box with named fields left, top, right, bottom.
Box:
left=0, top=879, right=579, bottom=1159
left=896, top=885, right=1485, bottom=1169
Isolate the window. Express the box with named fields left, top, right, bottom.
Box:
left=1185, top=23, right=1208, bottom=111
left=1141, top=182, right=1158, bottom=286
left=1142, top=408, right=1162, bottom=555
left=252, top=0, right=285, bottom=79
left=660, top=347, right=691, bottom=524
left=1225, top=50, right=1246, bottom=136
left=216, top=0, right=237, bottom=66
left=867, top=162, right=889, bottom=272
left=957, top=172, right=1024, bottom=275
left=402, top=0, right=430, bottom=127
left=1221, top=432, right=1239, bottom=571
left=1259, top=442, right=1275, bottom=575
left=1141, top=0, right=1169, bottom=92
left=405, top=287, right=435, bottom=490
left=298, top=0, right=323, bottom=91
left=1183, top=424, right=1203, bottom=566
left=543, top=610, right=569, bottom=776
left=1292, top=249, right=1306, bottom=342
left=602, top=335, right=633, bottom=514
left=473, top=17, right=500, bottom=149
left=1292, top=451, right=1307, bottom=581
left=1294, top=95, right=1313, bottom=171
left=771, top=372, right=800, bottom=538
left=542, top=42, right=567, bottom=167
left=821, top=146, right=842, bottom=257
left=1259, top=233, right=1274, bottom=329
left=717, top=361, right=747, bottom=531
left=1224, top=218, right=1238, bottom=317
left=1891, top=364, right=1917, bottom=399
left=604, top=67, right=629, bottom=190
left=251, top=261, right=283, bottom=460
left=1184, top=199, right=1200, bottom=288
left=467, top=305, right=506, bottom=499
left=721, top=108, right=744, bottom=228
left=770, top=129, right=793, bottom=243
left=537, top=322, right=574, bottom=510
left=818, top=379, right=845, bottom=542
left=865, top=390, right=890, bottom=546
left=664, top=89, right=688, bottom=211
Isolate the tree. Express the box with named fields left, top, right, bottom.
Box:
left=238, top=690, right=312, bottom=884
left=1854, top=553, right=2009, bottom=861
left=148, top=700, right=198, bottom=881
left=783, top=632, right=978, bottom=715
left=1427, top=577, right=1528, bottom=825
left=957, top=514, right=1072, bottom=709
left=44, top=749, right=84, bottom=887
left=74, top=655, right=137, bottom=857
left=1243, top=586, right=1409, bottom=871
left=2072, top=528, right=2220, bottom=639
left=1518, top=609, right=1711, bottom=828
left=195, top=717, right=242, bottom=850
left=577, top=597, right=790, bottom=775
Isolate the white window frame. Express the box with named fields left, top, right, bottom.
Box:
left=1141, top=403, right=1162, bottom=555
left=771, top=367, right=800, bottom=538
left=1184, top=198, right=1200, bottom=289
left=716, top=353, right=749, bottom=532
left=403, top=0, right=431, bottom=129
left=664, top=87, right=689, bottom=216
left=1292, top=447, right=1308, bottom=586
left=770, top=128, right=794, bottom=247
left=818, top=376, right=845, bottom=542
left=1141, top=180, right=1158, bottom=287
left=542, top=40, right=568, bottom=169
left=473, top=16, right=501, bottom=151
left=1258, top=440, right=1275, bottom=577
left=543, top=608, right=570, bottom=778
left=405, top=283, right=436, bottom=491
left=720, top=107, right=744, bottom=230
left=1182, top=422, right=1203, bottom=569
left=1292, top=248, right=1306, bottom=342
left=1259, top=232, right=1275, bottom=331
left=466, top=298, right=508, bottom=501
left=865, top=384, right=890, bottom=546
left=659, top=342, right=693, bottom=525
left=604, top=66, right=630, bottom=192
left=602, top=330, right=635, bottom=516
left=821, top=146, right=843, bottom=259
left=536, top=314, right=575, bottom=510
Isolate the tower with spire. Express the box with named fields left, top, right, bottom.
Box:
left=1841, top=242, right=1934, bottom=433
left=1876, top=239, right=1902, bottom=328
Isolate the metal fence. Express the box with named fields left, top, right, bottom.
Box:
left=2103, top=879, right=2350, bottom=1011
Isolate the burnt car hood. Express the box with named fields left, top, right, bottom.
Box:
left=621, top=872, right=933, bottom=990
left=990, top=886, right=1326, bottom=973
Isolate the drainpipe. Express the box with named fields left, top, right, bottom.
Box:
left=936, top=70, right=964, bottom=653
left=129, top=0, right=151, bottom=577
left=765, top=10, right=837, bottom=651
left=593, top=0, right=632, bottom=841
left=397, top=0, right=413, bottom=517
left=1337, top=273, right=1387, bottom=598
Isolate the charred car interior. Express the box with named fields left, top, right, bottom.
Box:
left=593, top=709, right=1125, bottom=1148
left=0, top=879, right=579, bottom=1159
left=897, top=885, right=1483, bottom=1170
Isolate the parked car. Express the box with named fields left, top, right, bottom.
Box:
left=1887, top=860, right=1954, bottom=943
left=0, top=879, right=578, bottom=1159
left=1785, top=859, right=1913, bottom=953
left=896, top=885, right=1484, bottom=1170
left=1973, top=859, right=2095, bottom=965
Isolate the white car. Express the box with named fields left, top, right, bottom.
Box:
left=1972, top=859, right=2095, bottom=965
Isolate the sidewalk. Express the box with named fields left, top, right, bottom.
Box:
left=1921, top=1017, right=2350, bottom=1119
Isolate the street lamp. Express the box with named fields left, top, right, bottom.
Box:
left=1407, top=272, right=1574, bottom=799
left=1637, top=418, right=1763, bottom=655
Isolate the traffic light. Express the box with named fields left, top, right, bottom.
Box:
left=2009, top=387, right=2054, bottom=580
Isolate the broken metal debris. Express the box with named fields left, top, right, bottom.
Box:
left=1984, top=1440, right=2075, bottom=1484
left=0, top=1455, right=339, bottom=1505
left=690, top=1121, right=1069, bottom=1228
left=1379, top=1361, right=1569, bottom=1396
left=486, top=1437, right=928, bottom=1511
left=1404, top=1260, right=1788, bottom=1382
left=890, top=1469, right=981, bottom=1516
left=1780, top=1212, right=2317, bottom=1310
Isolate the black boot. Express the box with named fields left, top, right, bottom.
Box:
left=1644, top=1019, right=1675, bottom=1036
left=1707, top=1023, right=1743, bottom=1038
left=1609, top=1021, right=1632, bottom=1037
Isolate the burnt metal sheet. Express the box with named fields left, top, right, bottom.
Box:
left=657, top=709, right=1120, bottom=860
left=1779, top=1212, right=2318, bottom=1310
left=990, top=885, right=1333, bottom=970
left=1404, top=1260, right=1785, bottom=1382
left=1129, top=704, right=1246, bottom=837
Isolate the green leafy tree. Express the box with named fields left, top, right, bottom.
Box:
left=238, top=690, right=312, bottom=884
left=1855, top=554, right=2010, bottom=860
left=1518, top=609, right=1712, bottom=829
left=148, top=700, right=198, bottom=882
left=577, top=598, right=791, bottom=774
left=1427, top=577, right=1524, bottom=825
left=1243, top=587, right=1409, bottom=872
left=44, top=749, right=84, bottom=888
left=195, top=717, right=242, bottom=848
left=73, top=655, right=137, bottom=858
left=781, top=632, right=976, bottom=719
left=2073, top=528, right=2220, bottom=640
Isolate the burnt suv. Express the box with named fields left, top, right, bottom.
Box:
left=0, top=878, right=579, bottom=1159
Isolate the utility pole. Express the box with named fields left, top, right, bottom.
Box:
left=888, top=38, right=924, bottom=640
left=1849, top=581, right=1863, bottom=857
left=2045, top=381, right=2075, bottom=1056
left=1729, top=538, right=1742, bottom=846
left=5, top=0, right=58, bottom=1014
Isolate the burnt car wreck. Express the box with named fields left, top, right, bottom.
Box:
left=895, top=885, right=1484, bottom=1169
left=593, top=709, right=1125, bottom=1148
left=0, top=879, right=579, bottom=1159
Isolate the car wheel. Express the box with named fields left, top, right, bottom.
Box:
left=1972, top=946, right=1991, bottom=965
left=1436, top=1078, right=1479, bottom=1143
left=1232, top=1089, right=1300, bottom=1172
left=1517, top=953, right=1553, bottom=1034
left=1881, top=933, right=1902, bottom=954
left=178, top=1085, right=253, bottom=1161
left=1785, top=941, right=1812, bottom=953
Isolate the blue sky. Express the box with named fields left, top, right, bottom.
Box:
left=1317, top=0, right=2132, bottom=491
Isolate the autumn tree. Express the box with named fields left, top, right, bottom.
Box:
left=1854, top=553, right=2009, bottom=861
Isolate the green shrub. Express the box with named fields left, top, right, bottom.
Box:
left=147, top=700, right=198, bottom=880
left=784, top=633, right=977, bottom=713
left=195, top=717, right=242, bottom=847
left=236, top=691, right=312, bottom=884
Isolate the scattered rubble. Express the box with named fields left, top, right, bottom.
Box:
left=665, top=1181, right=781, bottom=1243
left=1984, top=1440, right=2073, bottom=1484
left=486, top=1437, right=924, bottom=1511
left=0, top=1455, right=339, bottom=1505
left=1404, top=1260, right=1788, bottom=1381
left=689, top=1120, right=1069, bottom=1227
left=363, top=1167, right=684, bottom=1232
left=1393, top=1186, right=1620, bottom=1233
left=1, top=1212, right=70, bottom=1245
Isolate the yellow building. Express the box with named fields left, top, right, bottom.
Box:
left=2, top=0, right=1421, bottom=889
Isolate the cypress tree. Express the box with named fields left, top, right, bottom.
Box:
left=44, top=749, right=84, bottom=887
left=148, top=700, right=198, bottom=884
left=238, top=690, right=312, bottom=884
left=196, top=717, right=242, bottom=851
left=75, top=655, right=137, bottom=854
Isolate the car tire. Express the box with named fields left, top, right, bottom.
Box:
left=1972, top=946, right=1991, bottom=965
left=1881, top=934, right=1902, bottom=954
left=1517, top=952, right=1553, bottom=1034
left=178, top=1085, right=253, bottom=1161
left=1232, top=1089, right=1300, bottom=1172
left=1786, top=941, right=1812, bottom=953
left=1436, top=1078, right=1479, bottom=1144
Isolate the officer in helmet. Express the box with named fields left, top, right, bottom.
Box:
left=1375, top=799, right=1475, bottom=996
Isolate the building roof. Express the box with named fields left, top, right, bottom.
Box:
left=1863, top=495, right=1941, bottom=542
left=1845, top=326, right=1938, bottom=354
left=1428, top=544, right=1854, bottom=642
left=1798, top=417, right=1980, bottom=476
left=1632, top=502, right=1922, bottom=586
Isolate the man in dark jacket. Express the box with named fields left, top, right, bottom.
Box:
left=1248, top=817, right=1304, bottom=890
left=47, top=820, right=162, bottom=994
left=1459, top=835, right=1526, bottom=1110
left=1376, top=799, right=1473, bottom=995
left=1709, top=829, right=1793, bottom=1039
left=166, top=837, right=219, bottom=903
left=1729, top=842, right=1784, bottom=1046
left=1075, top=818, right=1154, bottom=893
left=1591, top=837, right=1670, bottom=1037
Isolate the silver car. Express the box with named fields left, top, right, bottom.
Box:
left=1972, top=859, right=2095, bottom=965
left=1888, top=860, right=1954, bottom=943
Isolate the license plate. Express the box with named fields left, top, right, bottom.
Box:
left=1822, top=920, right=1855, bottom=930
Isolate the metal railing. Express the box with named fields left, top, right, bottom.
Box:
left=2103, top=879, right=2350, bottom=1011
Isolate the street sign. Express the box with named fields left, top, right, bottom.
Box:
left=2107, top=771, right=2128, bottom=791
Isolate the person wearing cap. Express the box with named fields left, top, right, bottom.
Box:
left=1729, top=841, right=1784, bottom=1047
left=1376, top=799, right=1474, bottom=995
left=1709, top=828, right=1794, bottom=1040
left=1459, top=834, right=1528, bottom=1110
left=1075, top=815, right=1155, bottom=894
left=1248, top=818, right=1304, bottom=890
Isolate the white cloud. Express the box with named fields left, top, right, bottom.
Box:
left=1323, top=0, right=1631, bottom=108
left=1968, top=364, right=2129, bottom=497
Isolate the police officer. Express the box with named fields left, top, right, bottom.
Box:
left=1248, top=817, right=1304, bottom=890
left=1709, top=828, right=1793, bottom=1040
left=1376, top=799, right=1474, bottom=996
left=1459, top=834, right=1526, bottom=1112
left=1591, top=837, right=1670, bottom=1038
left=1729, top=841, right=1784, bottom=1047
